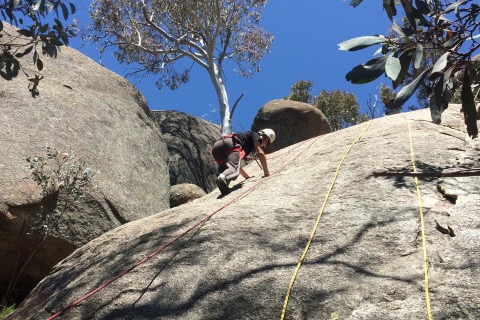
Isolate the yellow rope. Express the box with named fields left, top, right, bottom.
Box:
left=406, top=118, right=433, bottom=320
left=280, top=121, right=373, bottom=320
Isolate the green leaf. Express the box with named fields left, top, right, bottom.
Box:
left=31, top=0, right=43, bottom=12
left=415, top=0, right=432, bottom=14
left=441, top=67, right=455, bottom=106
left=444, top=34, right=463, bottom=49
left=431, top=52, right=450, bottom=75
left=429, top=77, right=445, bottom=124
left=350, top=0, right=364, bottom=8
left=346, top=55, right=389, bottom=84
left=461, top=68, right=479, bottom=138
left=54, top=18, right=63, bottom=28
left=386, top=54, right=401, bottom=81
left=414, top=43, right=423, bottom=69
left=338, top=36, right=386, bottom=52
left=445, top=1, right=463, bottom=14
left=394, top=67, right=431, bottom=108
left=400, top=1, right=418, bottom=29
left=390, top=20, right=405, bottom=37
left=394, top=50, right=414, bottom=88
left=60, top=3, right=69, bottom=20
left=45, top=1, right=54, bottom=12
left=39, top=23, right=49, bottom=33
left=383, top=0, right=397, bottom=21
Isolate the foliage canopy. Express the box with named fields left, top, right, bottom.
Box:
left=88, top=0, right=273, bottom=135
left=286, top=80, right=314, bottom=104
left=340, top=0, right=480, bottom=138
left=314, top=89, right=365, bottom=131
left=287, top=81, right=367, bottom=131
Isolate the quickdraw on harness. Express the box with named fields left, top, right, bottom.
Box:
left=214, top=134, right=246, bottom=165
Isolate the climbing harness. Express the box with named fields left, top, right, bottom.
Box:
left=213, top=134, right=245, bottom=165
left=280, top=121, right=373, bottom=320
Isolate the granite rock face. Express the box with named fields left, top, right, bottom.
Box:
left=0, top=23, right=170, bottom=299
left=152, top=110, right=221, bottom=192
left=10, top=106, right=480, bottom=318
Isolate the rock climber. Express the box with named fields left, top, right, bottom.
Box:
left=211, top=129, right=276, bottom=195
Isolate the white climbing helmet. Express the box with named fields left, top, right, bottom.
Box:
left=259, top=128, right=276, bottom=145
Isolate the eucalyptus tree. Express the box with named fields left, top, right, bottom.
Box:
left=0, top=0, right=77, bottom=96
left=88, top=0, right=273, bottom=135
left=314, top=90, right=363, bottom=131
left=339, top=0, right=480, bottom=138
left=287, top=80, right=314, bottom=104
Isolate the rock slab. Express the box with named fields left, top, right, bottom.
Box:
left=11, top=106, right=480, bottom=319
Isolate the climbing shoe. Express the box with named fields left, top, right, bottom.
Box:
left=216, top=174, right=230, bottom=195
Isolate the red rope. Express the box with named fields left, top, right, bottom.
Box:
left=47, top=188, right=255, bottom=318
left=46, top=135, right=321, bottom=319
left=265, top=140, right=306, bottom=161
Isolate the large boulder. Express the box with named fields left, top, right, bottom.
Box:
left=152, top=110, right=221, bottom=192
left=169, top=183, right=206, bottom=208
left=10, top=105, right=480, bottom=319
left=251, top=99, right=331, bottom=153
left=0, top=23, right=170, bottom=301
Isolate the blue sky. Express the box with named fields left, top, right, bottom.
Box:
left=69, top=1, right=394, bottom=131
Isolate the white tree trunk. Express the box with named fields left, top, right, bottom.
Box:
left=208, top=63, right=231, bottom=135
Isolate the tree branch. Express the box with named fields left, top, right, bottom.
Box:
left=139, top=0, right=208, bottom=69
left=218, top=29, right=231, bottom=65
left=230, top=93, right=244, bottom=120
left=140, top=1, right=175, bottom=43
left=209, top=0, right=222, bottom=59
